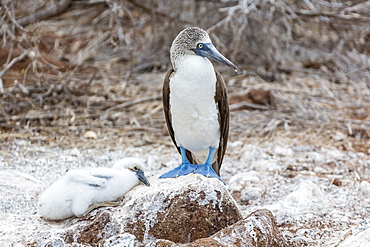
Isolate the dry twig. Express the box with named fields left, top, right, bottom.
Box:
left=16, top=0, right=73, bottom=26
left=0, top=50, right=28, bottom=94
left=106, top=95, right=161, bottom=112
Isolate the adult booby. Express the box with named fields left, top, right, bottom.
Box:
left=159, top=27, right=237, bottom=182
left=38, top=158, right=150, bottom=220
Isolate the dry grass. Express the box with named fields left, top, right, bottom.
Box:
left=0, top=0, right=369, bottom=154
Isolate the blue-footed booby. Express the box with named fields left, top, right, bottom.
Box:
left=38, top=158, right=150, bottom=220
left=160, top=27, right=237, bottom=183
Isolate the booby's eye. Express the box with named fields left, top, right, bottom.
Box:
left=132, top=166, right=139, bottom=171
left=197, top=43, right=204, bottom=49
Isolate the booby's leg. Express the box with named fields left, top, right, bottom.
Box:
left=77, top=201, right=120, bottom=217
left=194, top=147, right=225, bottom=184
left=159, top=146, right=196, bottom=178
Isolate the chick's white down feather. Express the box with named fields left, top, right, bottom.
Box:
left=38, top=158, right=148, bottom=220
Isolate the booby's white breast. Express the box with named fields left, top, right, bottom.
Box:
left=169, top=55, right=220, bottom=162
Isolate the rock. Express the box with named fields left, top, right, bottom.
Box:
left=267, top=179, right=329, bottom=229
left=212, top=209, right=286, bottom=247
left=63, top=211, right=120, bottom=245
left=154, top=239, right=178, bottom=247
left=119, top=174, right=243, bottom=244
left=153, top=209, right=286, bottom=247
left=103, top=233, right=137, bottom=247
left=228, top=171, right=265, bottom=204
left=155, top=238, right=227, bottom=247
left=283, top=180, right=325, bottom=209
left=250, top=160, right=282, bottom=171
left=240, top=144, right=269, bottom=165
left=56, top=174, right=242, bottom=245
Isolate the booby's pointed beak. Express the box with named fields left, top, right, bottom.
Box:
left=193, top=43, right=237, bottom=71
left=136, top=169, right=151, bottom=186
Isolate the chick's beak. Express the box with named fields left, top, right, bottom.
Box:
left=137, top=169, right=150, bottom=186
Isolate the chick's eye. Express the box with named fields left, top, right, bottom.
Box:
left=134, top=166, right=139, bottom=171
left=197, top=43, right=203, bottom=49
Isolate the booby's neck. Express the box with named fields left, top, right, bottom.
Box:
left=174, top=55, right=216, bottom=87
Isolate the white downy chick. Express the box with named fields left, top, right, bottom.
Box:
left=38, top=158, right=150, bottom=220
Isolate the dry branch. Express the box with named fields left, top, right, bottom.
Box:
left=0, top=50, right=28, bottom=94
left=292, top=9, right=370, bottom=22
left=106, top=95, right=161, bottom=112
left=344, top=1, right=370, bottom=13
left=14, top=80, right=30, bottom=96
left=0, top=52, right=28, bottom=78
left=230, top=102, right=270, bottom=111
left=16, top=0, right=73, bottom=26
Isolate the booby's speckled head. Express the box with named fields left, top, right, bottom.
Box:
left=170, top=27, right=237, bottom=71
left=128, top=165, right=151, bottom=187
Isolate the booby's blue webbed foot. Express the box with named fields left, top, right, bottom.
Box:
left=160, top=146, right=197, bottom=178
left=193, top=164, right=225, bottom=184
left=159, top=162, right=197, bottom=178
left=193, top=147, right=225, bottom=184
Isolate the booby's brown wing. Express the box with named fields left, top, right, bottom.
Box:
left=213, top=71, right=230, bottom=176
left=163, top=69, right=195, bottom=164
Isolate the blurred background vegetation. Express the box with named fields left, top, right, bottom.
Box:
left=0, top=0, right=369, bottom=146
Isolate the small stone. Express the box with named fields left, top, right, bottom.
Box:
left=87, top=96, right=106, bottom=107
left=359, top=181, right=370, bottom=195
left=228, top=171, right=265, bottom=204
left=313, top=166, right=327, bottom=174
left=240, top=145, right=269, bottom=163
left=83, top=130, right=98, bottom=139
left=69, top=147, right=81, bottom=157
left=274, top=145, right=294, bottom=156
left=331, top=178, right=342, bottom=186
left=333, top=131, right=346, bottom=141
left=292, top=145, right=316, bottom=152
left=251, top=160, right=282, bottom=171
